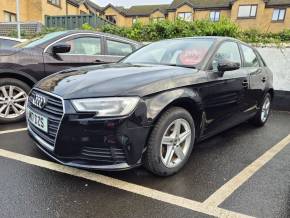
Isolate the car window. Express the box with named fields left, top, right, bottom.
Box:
left=65, top=37, right=101, bottom=55
left=0, top=39, right=19, bottom=49
left=211, top=41, right=241, bottom=71
left=241, top=44, right=260, bottom=67
left=107, top=40, right=133, bottom=56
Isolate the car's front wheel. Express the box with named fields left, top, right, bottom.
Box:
left=144, top=107, right=195, bottom=176
left=0, top=78, right=30, bottom=123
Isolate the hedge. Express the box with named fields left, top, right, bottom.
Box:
left=98, top=18, right=290, bottom=44
left=9, top=18, right=290, bottom=44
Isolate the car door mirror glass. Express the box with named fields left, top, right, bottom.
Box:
left=52, top=43, right=71, bottom=54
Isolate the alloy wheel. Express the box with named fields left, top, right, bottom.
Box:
left=0, top=85, right=27, bottom=119
left=261, top=96, right=271, bottom=122
left=160, top=118, right=192, bottom=168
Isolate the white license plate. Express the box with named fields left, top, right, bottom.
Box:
left=27, top=108, right=48, bottom=133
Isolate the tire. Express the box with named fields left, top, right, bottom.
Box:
left=0, top=78, right=31, bottom=124
left=250, top=93, right=271, bottom=127
left=143, top=107, right=195, bottom=176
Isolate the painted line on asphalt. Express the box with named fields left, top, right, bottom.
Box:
left=204, top=134, right=290, bottom=207
left=0, top=128, right=27, bottom=135
left=0, top=148, right=252, bottom=218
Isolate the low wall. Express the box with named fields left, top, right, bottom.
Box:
left=257, top=47, right=290, bottom=92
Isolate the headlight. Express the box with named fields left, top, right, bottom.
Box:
left=71, top=97, right=140, bottom=117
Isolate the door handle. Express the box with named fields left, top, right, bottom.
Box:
left=95, top=59, right=102, bottom=63
left=262, top=77, right=266, bottom=83
left=242, top=80, right=249, bottom=88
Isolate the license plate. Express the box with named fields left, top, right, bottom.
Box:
left=27, top=108, right=48, bottom=133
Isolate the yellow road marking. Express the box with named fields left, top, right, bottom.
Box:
left=0, top=148, right=252, bottom=218
left=204, top=134, right=290, bottom=207
left=0, top=128, right=27, bottom=135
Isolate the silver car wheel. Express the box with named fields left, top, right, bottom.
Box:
left=160, top=118, right=192, bottom=168
left=261, top=96, right=271, bottom=123
left=0, top=85, right=27, bottom=119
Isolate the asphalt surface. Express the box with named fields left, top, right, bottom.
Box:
left=0, top=110, right=290, bottom=217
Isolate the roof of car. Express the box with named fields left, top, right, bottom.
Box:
left=51, top=30, right=142, bottom=46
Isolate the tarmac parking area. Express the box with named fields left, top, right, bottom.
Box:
left=0, top=110, right=290, bottom=218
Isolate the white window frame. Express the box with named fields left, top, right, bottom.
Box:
left=210, top=11, right=220, bottom=22
left=178, top=12, right=193, bottom=21
left=272, top=8, right=286, bottom=21
left=238, top=5, right=257, bottom=18
left=4, top=11, right=16, bottom=22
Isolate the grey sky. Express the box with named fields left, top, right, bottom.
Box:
left=91, top=0, right=172, bottom=8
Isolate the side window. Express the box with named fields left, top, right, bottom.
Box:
left=211, top=41, right=241, bottom=71
left=107, top=40, right=133, bottom=56
left=65, top=37, right=101, bottom=55
left=241, top=45, right=260, bottom=67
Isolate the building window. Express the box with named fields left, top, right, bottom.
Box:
left=177, top=12, right=192, bottom=21
left=48, top=0, right=60, bottom=7
left=106, top=15, right=117, bottom=24
left=4, top=11, right=16, bottom=22
left=272, top=8, right=286, bottom=21
left=238, top=5, right=257, bottom=18
left=132, top=17, right=137, bottom=24
left=152, top=17, right=165, bottom=22
left=210, top=11, right=220, bottom=22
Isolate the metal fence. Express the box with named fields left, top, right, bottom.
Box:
left=45, top=14, right=113, bottom=29
left=0, top=22, right=42, bottom=36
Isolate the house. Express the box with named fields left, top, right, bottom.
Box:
left=0, top=0, right=101, bottom=24
left=100, top=0, right=290, bottom=32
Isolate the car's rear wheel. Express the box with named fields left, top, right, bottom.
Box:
left=250, top=93, right=271, bottom=127
left=144, top=107, right=195, bottom=176
left=0, top=78, right=30, bottom=123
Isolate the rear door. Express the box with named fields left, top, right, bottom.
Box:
left=240, top=44, right=267, bottom=109
left=202, top=41, right=249, bottom=137
left=103, top=38, right=136, bottom=63
left=43, top=34, right=106, bottom=76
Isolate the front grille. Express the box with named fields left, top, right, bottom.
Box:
left=28, top=89, right=64, bottom=148
left=80, top=146, right=127, bottom=164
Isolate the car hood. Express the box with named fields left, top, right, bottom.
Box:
left=0, top=48, right=23, bottom=56
left=36, top=63, right=205, bottom=99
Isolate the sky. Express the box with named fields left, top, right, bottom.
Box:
left=91, top=0, right=172, bottom=7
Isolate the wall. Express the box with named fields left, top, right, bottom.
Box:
left=102, top=7, right=126, bottom=27
left=66, top=3, right=79, bottom=15
left=257, top=47, right=290, bottom=91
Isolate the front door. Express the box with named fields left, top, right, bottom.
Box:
left=201, top=41, right=249, bottom=138
left=43, top=35, right=107, bottom=76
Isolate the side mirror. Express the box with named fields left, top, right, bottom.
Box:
left=217, top=61, right=240, bottom=76
left=52, top=43, right=71, bottom=54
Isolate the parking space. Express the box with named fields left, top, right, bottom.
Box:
left=0, top=110, right=290, bottom=217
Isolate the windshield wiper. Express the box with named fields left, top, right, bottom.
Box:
left=163, top=64, right=196, bottom=69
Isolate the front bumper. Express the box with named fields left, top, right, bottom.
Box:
left=27, top=91, right=152, bottom=171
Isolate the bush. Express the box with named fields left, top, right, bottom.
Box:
left=100, top=18, right=241, bottom=41
left=9, top=18, right=290, bottom=44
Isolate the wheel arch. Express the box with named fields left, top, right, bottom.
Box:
left=0, top=70, right=37, bottom=88
left=145, top=88, right=204, bottom=138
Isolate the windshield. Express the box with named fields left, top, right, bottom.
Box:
left=15, top=31, right=67, bottom=48
left=122, top=38, right=214, bottom=67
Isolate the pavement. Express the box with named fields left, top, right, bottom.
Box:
left=0, top=110, right=290, bottom=218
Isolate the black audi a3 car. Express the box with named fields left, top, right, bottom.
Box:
left=26, top=37, right=273, bottom=176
